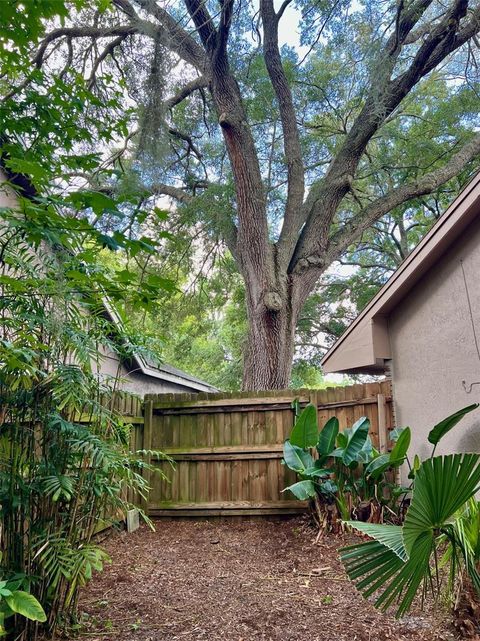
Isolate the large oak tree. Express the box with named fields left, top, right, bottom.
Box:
left=6, top=0, right=480, bottom=389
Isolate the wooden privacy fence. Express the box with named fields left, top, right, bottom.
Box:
left=134, top=381, right=393, bottom=518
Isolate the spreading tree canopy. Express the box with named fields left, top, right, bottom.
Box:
left=3, top=0, right=480, bottom=389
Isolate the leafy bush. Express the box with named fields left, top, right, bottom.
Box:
left=0, top=554, right=46, bottom=637
left=0, top=197, right=172, bottom=638
left=342, top=455, right=480, bottom=617
left=283, top=402, right=478, bottom=532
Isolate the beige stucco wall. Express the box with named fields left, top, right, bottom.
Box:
left=389, top=214, right=480, bottom=468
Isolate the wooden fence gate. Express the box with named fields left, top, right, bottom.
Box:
left=135, top=381, right=393, bottom=518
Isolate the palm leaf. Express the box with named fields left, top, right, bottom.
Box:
left=342, top=454, right=480, bottom=618
left=403, top=454, right=480, bottom=555
left=345, top=522, right=407, bottom=561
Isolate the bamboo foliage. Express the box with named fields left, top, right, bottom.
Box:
left=0, top=204, right=167, bottom=639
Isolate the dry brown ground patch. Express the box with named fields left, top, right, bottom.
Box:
left=74, top=518, right=458, bottom=641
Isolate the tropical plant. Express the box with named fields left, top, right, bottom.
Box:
left=445, top=499, right=480, bottom=637
left=341, top=404, right=480, bottom=619
left=282, top=404, right=411, bottom=530
left=0, top=558, right=46, bottom=638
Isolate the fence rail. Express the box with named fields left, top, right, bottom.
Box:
left=134, top=381, right=393, bottom=518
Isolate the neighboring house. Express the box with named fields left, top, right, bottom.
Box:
left=322, top=172, right=480, bottom=462
left=95, top=344, right=218, bottom=395
left=0, top=168, right=217, bottom=396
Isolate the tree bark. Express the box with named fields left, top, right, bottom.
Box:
left=242, top=288, right=299, bottom=390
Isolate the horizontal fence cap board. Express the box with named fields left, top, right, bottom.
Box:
left=151, top=396, right=311, bottom=411
left=148, top=500, right=307, bottom=510
left=149, top=508, right=306, bottom=517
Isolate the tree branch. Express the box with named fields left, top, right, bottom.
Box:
left=292, top=0, right=479, bottom=276
left=165, top=76, right=209, bottom=110
left=130, top=0, right=208, bottom=70
left=87, top=34, right=129, bottom=89
left=149, top=183, right=194, bottom=203
left=183, top=0, right=218, bottom=51
left=276, top=0, right=293, bottom=21
left=33, top=26, right=138, bottom=68
left=326, top=133, right=480, bottom=263
left=260, top=0, right=305, bottom=272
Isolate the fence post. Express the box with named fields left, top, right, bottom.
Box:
left=142, top=399, right=153, bottom=513
left=377, top=393, right=388, bottom=453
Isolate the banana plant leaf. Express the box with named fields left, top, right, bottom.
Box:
left=282, top=480, right=316, bottom=500
left=357, top=435, right=374, bottom=464
left=365, top=453, right=392, bottom=479
left=303, top=466, right=330, bottom=478
left=289, top=403, right=318, bottom=449
left=283, top=440, right=314, bottom=473
left=390, top=427, right=411, bottom=460
left=316, top=416, right=339, bottom=459
left=333, top=417, right=370, bottom=466
left=389, top=427, right=407, bottom=442
left=427, top=404, right=479, bottom=446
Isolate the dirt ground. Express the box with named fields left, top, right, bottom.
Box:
left=76, top=518, right=457, bottom=641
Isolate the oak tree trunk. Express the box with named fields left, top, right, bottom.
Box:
left=241, top=289, right=300, bottom=391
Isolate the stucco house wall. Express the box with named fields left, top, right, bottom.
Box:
left=388, top=214, right=480, bottom=462
left=321, top=173, right=480, bottom=468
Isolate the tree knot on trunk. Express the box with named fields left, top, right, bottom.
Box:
left=293, top=254, right=324, bottom=274
left=264, top=291, right=283, bottom=312
left=219, top=112, right=235, bottom=129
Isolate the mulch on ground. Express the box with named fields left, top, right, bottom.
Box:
left=76, top=518, right=456, bottom=641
